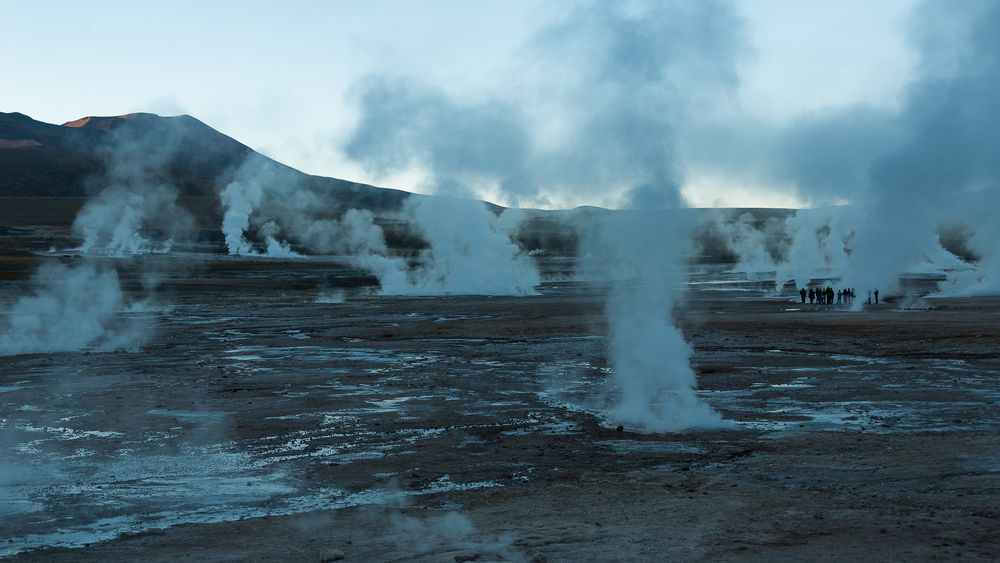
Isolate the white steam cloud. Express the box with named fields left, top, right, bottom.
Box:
left=71, top=115, right=195, bottom=256
left=585, top=213, right=725, bottom=431
left=394, top=197, right=540, bottom=296
left=0, top=262, right=151, bottom=356
left=708, top=1, right=1000, bottom=298
left=388, top=511, right=519, bottom=559
left=1, top=116, right=198, bottom=356
left=217, top=156, right=540, bottom=295
left=342, top=0, right=741, bottom=430
left=772, top=209, right=852, bottom=292
left=707, top=211, right=780, bottom=280
left=74, top=185, right=185, bottom=255
left=220, top=177, right=266, bottom=256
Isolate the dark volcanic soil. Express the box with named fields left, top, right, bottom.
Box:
left=1, top=260, right=998, bottom=562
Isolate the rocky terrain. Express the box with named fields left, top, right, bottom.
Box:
left=1, top=257, right=997, bottom=561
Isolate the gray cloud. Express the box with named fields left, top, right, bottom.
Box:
left=343, top=77, right=532, bottom=199
left=700, top=0, right=1000, bottom=295
left=343, top=0, right=748, bottom=209
left=845, top=0, right=1000, bottom=293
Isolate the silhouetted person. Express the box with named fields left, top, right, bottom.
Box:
left=800, top=287, right=807, bottom=303
left=837, top=289, right=842, bottom=304
left=874, top=289, right=879, bottom=304
left=867, top=290, right=872, bottom=304
left=809, top=288, right=815, bottom=304
left=826, top=286, right=834, bottom=305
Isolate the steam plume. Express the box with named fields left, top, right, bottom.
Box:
left=394, top=197, right=540, bottom=296
left=71, top=115, right=195, bottom=256
left=846, top=0, right=1000, bottom=295
left=587, top=213, right=725, bottom=430
left=731, top=1, right=1000, bottom=297
left=0, top=262, right=151, bottom=356
left=342, top=0, right=741, bottom=429
left=218, top=155, right=539, bottom=295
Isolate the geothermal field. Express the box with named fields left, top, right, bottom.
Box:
left=4, top=1, right=1000, bottom=560
left=1, top=236, right=999, bottom=561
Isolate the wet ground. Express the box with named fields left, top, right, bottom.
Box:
left=1, top=258, right=999, bottom=561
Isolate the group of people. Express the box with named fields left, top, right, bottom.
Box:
left=799, top=286, right=877, bottom=305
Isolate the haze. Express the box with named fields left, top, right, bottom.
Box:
left=2, top=0, right=917, bottom=208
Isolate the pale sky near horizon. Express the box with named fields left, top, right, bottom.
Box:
left=2, top=0, right=920, bottom=208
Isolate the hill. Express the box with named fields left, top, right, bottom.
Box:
left=0, top=111, right=411, bottom=227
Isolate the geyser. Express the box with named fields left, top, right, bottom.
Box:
left=393, top=197, right=540, bottom=296
left=586, top=212, right=725, bottom=431
left=218, top=156, right=540, bottom=295
left=339, top=0, right=742, bottom=430
left=0, top=262, right=150, bottom=356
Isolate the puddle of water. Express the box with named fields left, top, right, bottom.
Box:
left=503, top=421, right=580, bottom=436
left=283, top=330, right=311, bottom=340
left=18, top=424, right=123, bottom=441
left=0, top=499, right=44, bottom=516
left=830, top=354, right=893, bottom=365
left=147, top=409, right=233, bottom=420
left=598, top=439, right=708, bottom=455
left=1, top=462, right=505, bottom=557
left=433, top=315, right=495, bottom=323
left=371, top=395, right=433, bottom=410
left=177, top=316, right=244, bottom=326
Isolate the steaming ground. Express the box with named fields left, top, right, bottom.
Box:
left=2, top=256, right=999, bottom=561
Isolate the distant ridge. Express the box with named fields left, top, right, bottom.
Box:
left=63, top=114, right=148, bottom=130
left=0, top=111, right=412, bottom=226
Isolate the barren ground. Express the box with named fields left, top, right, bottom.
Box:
left=1, top=255, right=998, bottom=561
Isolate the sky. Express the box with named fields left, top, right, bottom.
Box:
left=2, top=0, right=920, bottom=209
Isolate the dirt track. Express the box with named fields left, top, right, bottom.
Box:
left=1, top=261, right=998, bottom=561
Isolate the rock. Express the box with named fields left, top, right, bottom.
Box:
left=320, top=548, right=346, bottom=561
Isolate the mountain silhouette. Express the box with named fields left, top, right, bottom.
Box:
left=0, top=111, right=411, bottom=226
